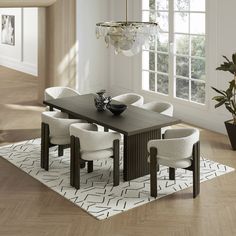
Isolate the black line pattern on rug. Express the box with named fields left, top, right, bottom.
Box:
left=0, top=138, right=234, bottom=220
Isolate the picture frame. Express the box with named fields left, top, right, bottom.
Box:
left=1, top=15, right=15, bottom=46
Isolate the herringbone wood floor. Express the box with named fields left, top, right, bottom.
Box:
left=0, top=66, right=236, bottom=236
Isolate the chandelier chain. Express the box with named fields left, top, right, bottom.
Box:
left=126, top=0, right=128, bottom=23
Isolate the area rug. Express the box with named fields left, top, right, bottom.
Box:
left=0, top=139, right=234, bottom=220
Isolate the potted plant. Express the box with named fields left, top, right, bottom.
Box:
left=212, top=53, right=236, bottom=150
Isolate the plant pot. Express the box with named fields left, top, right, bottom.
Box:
left=225, top=120, right=236, bottom=150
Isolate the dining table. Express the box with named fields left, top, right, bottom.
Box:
left=44, top=94, right=181, bottom=182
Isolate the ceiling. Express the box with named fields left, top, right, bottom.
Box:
left=0, top=0, right=57, bottom=7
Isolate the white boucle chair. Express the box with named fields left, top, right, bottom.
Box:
left=141, top=101, right=174, bottom=135
left=147, top=128, right=200, bottom=198
left=44, top=87, right=80, bottom=111
left=112, top=93, right=144, bottom=107
left=141, top=101, right=173, bottom=116
left=70, top=123, right=121, bottom=189
left=41, top=111, right=83, bottom=171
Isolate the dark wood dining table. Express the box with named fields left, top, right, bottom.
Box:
left=44, top=94, right=181, bottom=181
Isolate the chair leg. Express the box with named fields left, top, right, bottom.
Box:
left=113, top=139, right=120, bottom=186
left=58, top=145, right=64, bottom=157
left=70, top=136, right=75, bottom=187
left=41, top=123, right=50, bottom=171
left=44, top=138, right=49, bottom=171
left=88, top=161, right=93, bottom=173
left=74, top=137, right=81, bottom=190
left=104, top=127, right=109, bottom=132
left=41, top=123, right=45, bottom=169
left=169, top=167, right=175, bottom=180
left=150, top=147, right=158, bottom=198
left=80, top=162, right=86, bottom=169
left=193, top=141, right=200, bottom=198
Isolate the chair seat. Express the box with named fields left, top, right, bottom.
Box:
left=159, top=158, right=192, bottom=168
left=148, top=156, right=192, bottom=168
left=50, top=136, right=70, bottom=145
left=81, top=148, right=114, bottom=161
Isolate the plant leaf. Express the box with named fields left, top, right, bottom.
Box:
left=232, top=53, right=236, bottom=64
left=223, top=55, right=230, bottom=63
left=231, top=100, right=236, bottom=113
left=216, top=64, right=232, bottom=71
left=229, top=64, right=236, bottom=74
left=216, top=55, right=236, bottom=74
left=212, top=96, right=225, bottom=102
left=226, top=88, right=233, bottom=98
left=225, top=105, right=235, bottom=114
left=211, top=87, right=227, bottom=96
left=229, top=79, right=236, bottom=89
left=215, top=99, right=227, bottom=108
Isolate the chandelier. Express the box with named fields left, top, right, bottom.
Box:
left=95, top=0, right=160, bottom=57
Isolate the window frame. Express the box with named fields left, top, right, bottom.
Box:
left=140, top=0, right=208, bottom=108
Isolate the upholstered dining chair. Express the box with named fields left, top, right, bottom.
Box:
left=141, top=101, right=174, bottom=135
left=147, top=128, right=200, bottom=198
left=41, top=111, right=83, bottom=171
left=44, top=87, right=80, bottom=111
left=141, top=101, right=173, bottom=116
left=112, top=93, right=144, bottom=107
left=70, top=123, right=121, bottom=190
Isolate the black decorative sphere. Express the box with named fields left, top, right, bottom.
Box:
left=107, top=103, right=127, bottom=116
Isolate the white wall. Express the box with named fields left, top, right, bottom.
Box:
left=76, top=0, right=110, bottom=94
left=108, top=0, right=236, bottom=134
left=0, top=8, right=38, bottom=76
left=23, top=8, right=38, bottom=71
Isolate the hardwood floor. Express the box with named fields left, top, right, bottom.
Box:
left=0, top=66, right=236, bottom=236
left=0, top=66, right=44, bottom=146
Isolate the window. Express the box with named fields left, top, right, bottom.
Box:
left=142, top=0, right=206, bottom=104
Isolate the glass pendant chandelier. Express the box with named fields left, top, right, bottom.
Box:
left=95, top=0, right=160, bottom=57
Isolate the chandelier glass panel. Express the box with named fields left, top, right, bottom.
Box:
left=95, top=0, right=160, bottom=57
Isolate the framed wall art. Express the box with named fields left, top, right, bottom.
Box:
left=1, top=15, right=15, bottom=46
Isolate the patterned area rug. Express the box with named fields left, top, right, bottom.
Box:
left=0, top=139, right=234, bottom=220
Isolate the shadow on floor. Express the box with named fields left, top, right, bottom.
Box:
left=12, top=100, right=44, bottom=107
left=0, top=129, right=41, bottom=146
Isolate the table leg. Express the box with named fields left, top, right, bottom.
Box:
left=70, top=136, right=75, bottom=187
left=123, top=129, right=161, bottom=181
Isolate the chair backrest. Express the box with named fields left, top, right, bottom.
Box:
left=164, top=128, right=200, bottom=159
left=70, top=123, right=121, bottom=152
left=141, top=101, right=173, bottom=116
left=112, top=93, right=144, bottom=106
left=164, top=128, right=199, bottom=140
left=148, top=128, right=200, bottom=160
left=42, top=111, right=78, bottom=138
left=44, top=87, right=80, bottom=101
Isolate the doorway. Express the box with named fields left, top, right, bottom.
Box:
left=0, top=1, right=77, bottom=146
left=0, top=7, right=43, bottom=146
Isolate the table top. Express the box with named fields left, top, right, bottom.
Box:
left=44, top=94, right=181, bottom=136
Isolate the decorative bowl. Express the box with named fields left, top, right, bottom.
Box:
left=107, top=103, right=127, bottom=116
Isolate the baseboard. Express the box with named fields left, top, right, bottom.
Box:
left=0, top=56, right=38, bottom=76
